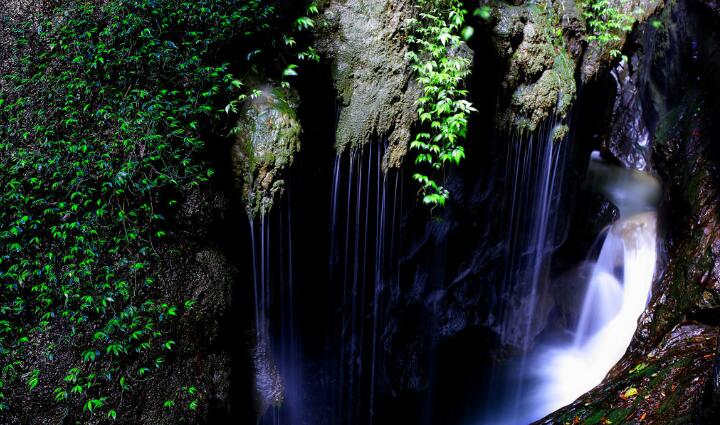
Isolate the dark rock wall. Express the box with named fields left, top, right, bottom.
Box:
left=541, top=0, right=720, bottom=422
left=4, top=0, right=720, bottom=423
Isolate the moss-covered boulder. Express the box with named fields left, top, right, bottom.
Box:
left=491, top=2, right=578, bottom=132
left=231, top=84, right=301, bottom=219
left=315, top=0, right=421, bottom=168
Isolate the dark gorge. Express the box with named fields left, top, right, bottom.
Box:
left=1, top=0, right=720, bottom=424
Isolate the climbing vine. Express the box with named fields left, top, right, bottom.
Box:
left=582, top=0, right=636, bottom=57
left=407, top=0, right=475, bottom=208
left=0, top=0, right=316, bottom=421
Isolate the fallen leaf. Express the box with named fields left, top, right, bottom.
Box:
left=621, top=387, right=639, bottom=400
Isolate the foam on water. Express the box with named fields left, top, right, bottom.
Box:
left=530, top=212, right=657, bottom=418
left=524, top=150, right=660, bottom=422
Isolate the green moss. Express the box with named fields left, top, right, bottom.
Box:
left=499, top=1, right=578, bottom=132
left=606, top=407, right=632, bottom=423
left=585, top=409, right=610, bottom=424
left=232, top=85, right=302, bottom=218
left=0, top=0, right=302, bottom=420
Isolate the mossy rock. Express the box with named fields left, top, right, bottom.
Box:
left=231, top=84, right=301, bottom=218
left=492, top=2, right=578, bottom=132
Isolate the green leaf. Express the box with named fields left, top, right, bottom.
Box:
left=474, top=6, right=492, bottom=21
left=83, top=350, right=97, bottom=362
left=283, top=64, right=299, bottom=77
left=461, top=26, right=474, bottom=40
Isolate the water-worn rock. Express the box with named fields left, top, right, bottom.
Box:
left=536, top=323, right=718, bottom=424
left=315, top=0, right=421, bottom=168
left=605, top=58, right=654, bottom=171
left=491, top=2, right=577, bottom=131
left=249, top=331, right=285, bottom=420
left=231, top=84, right=301, bottom=219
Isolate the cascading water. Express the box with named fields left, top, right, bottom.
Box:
left=499, top=118, right=569, bottom=348
left=248, top=201, right=304, bottom=425
left=327, top=140, right=402, bottom=425
left=483, top=115, right=571, bottom=425
left=528, top=153, right=661, bottom=423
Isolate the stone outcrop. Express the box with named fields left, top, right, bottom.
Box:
left=315, top=0, right=421, bottom=168
left=490, top=2, right=579, bottom=131
left=488, top=0, right=663, bottom=132
left=231, top=84, right=301, bottom=219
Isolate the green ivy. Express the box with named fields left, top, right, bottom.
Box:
left=0, top=0, right=315, bottom=420
left=582, top=0, right=636, bottom=57
left=407, top=0, right=475, bottom=208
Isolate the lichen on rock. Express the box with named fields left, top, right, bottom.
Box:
left=315, top=0, right=421, bottom=168
left=492, top=3, right=578, bottom=132
left=231, top=84, right=301, bottom=219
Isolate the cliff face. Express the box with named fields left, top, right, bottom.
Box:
left=315, top=0, right=421, bottom=168
left=3, top=0, right=720, bottom=423
left=540, top=0, right=720, bottom=422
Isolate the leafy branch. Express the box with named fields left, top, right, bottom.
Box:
left=407, top=1, right=475, bottom=208
left=582, top=0, right=636, bottom=57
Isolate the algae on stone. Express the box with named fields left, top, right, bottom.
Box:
left=492, top=3, right=578, bottom=132
left=231, top=84, right=301, bottom=219
left=315, top=0, right=421, bottom=169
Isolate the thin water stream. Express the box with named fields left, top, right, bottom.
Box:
left=326, top=140, right=402, bottom=425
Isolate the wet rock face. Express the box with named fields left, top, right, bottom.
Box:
left=249, top=332, right=285, bottom=419
left=636, top=97, right=720, bottom=349
left=537, top=324, right=718, bottom=424
left=231, top=85, right=301, bottom=218
left=491, top=3, right=577, bottom=132
left=702, top=0, right=720, bottom=16
left=315, top=0, right=420, bottom=167
left=632, top=0, right=720, bottom=351
left=606, top=59, right=653, bottom=171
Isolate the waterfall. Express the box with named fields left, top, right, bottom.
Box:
left=328, top=140, right=402, bottom=425
left=499, top=118, right=569, bottom=350
left=528, top=154, right=660, bottom=423
left=484, top=116, right=570, bottom=425
left=249, top=199, right=304, bottom=425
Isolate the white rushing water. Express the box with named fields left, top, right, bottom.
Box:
left=528, top=154, right=660, bottom=422
left=531, top=212, right=657, bottom=417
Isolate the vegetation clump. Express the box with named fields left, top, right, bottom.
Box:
left=582, top=0, right=636, bottom=57
left=407, top=0, right=475, bottom=208
left=0, top=0, right=315, bottom=420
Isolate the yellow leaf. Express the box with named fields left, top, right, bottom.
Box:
left=621, top=387, right=638, bottom=399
